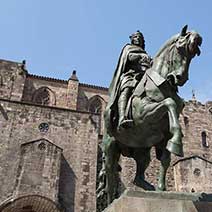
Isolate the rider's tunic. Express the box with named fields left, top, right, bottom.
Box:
left=120, top=51, right=152, bottom=91
left=105, top=44, right=152, bottom=135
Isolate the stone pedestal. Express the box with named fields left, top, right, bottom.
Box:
left=104, top=187, right=212, bottom=212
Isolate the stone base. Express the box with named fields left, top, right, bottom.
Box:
left=104, top=187, right=212, bottom=212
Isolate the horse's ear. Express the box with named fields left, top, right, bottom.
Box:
left=181, top=25, right=188, bottom=36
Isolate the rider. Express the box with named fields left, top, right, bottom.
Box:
left=106, top=31, right=152, bottom=133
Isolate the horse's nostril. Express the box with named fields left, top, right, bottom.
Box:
left=176, top=75, right=181, bottom=80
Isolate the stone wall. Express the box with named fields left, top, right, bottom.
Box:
left=180, top=100, right=212, bottom=161
left=66, top=77, right=79, bottom=110
left=13, top=139, right=62, bottom=201
left=77, top=84, right=108, bottom=135
left=174, top=156, right=212, bottom=193
left=0, top=99, right=100, bottom=212
left=22, top=76, right=69, bottom=108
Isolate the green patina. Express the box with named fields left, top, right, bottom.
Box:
left=97, top=26, right=202, bottom=206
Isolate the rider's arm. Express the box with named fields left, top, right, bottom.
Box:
left=128, top=52, right=141, bottom=62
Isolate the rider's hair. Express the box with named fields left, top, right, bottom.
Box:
left=129, top=30, right=145, bottom=50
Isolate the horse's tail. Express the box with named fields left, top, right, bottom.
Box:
left=104, top=107, right=113, bottom=136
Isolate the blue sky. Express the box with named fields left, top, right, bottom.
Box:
left=0, top=0, right=211, bottom=102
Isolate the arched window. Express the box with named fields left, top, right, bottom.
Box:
left=32, top=87, right=56, bottom=106
left=87, top=95, right=106, bottom=135
left=0, top=75, right=3, bottom=86
left=201, top=131, right=209, bottom=148
left=88, top=96, right=102, bottom=114
left=0, top=195, right=61, bottom=212
left=183, top=116, right=189, bottom=127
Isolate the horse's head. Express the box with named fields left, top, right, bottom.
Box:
left=177, top=25, right=202, bottom=58
left=154, top=25, right=202, bottom=87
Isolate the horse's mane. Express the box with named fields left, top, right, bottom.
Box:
left=154, top=34, right=180, bottom=58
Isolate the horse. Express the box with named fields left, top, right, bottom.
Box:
left=97, top=26, right=202, bottom=205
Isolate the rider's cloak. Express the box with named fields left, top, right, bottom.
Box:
left=105, top=44, right=146, bottom=135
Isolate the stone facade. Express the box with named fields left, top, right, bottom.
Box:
left=0, top=99, right=100, bottom=212
left=173, top=156, right=212, bottom=193
left=0, top=58, right=212, bottom=212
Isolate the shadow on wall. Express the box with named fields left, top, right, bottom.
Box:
left=77, top=89, right=89, bottom=111
left=21, top=78, right=37, bottom=102
left=58, top=155, right=76, bottom=212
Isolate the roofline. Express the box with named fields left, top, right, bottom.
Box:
left=27, top=73, right=68, bottom=83
left=0, top=59, right=22, bottom=65
left=79, top=83, right=108, bottom=91
left=21, top=138, right=63, bottom=151
left=27, top=74, right=109, bottom=91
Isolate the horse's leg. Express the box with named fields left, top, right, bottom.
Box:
left=133, top=148, right=155, bottom=190
left=163, top=98, right=183, bottom=156
left=103, top=133, right=121, bottom=204
left=143, top=97, right=183, bottom=156
left=156, top=148, right=171, bottom=191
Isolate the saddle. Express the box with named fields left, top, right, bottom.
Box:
left=125, top=69, right=166, bottom=119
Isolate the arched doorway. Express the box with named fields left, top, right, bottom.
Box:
left=0, top=195, right=63, bottom=212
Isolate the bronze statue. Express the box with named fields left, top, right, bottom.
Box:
left=98, top=26, right=202, bottom=205
left=107, top=31, right=152, bottom=131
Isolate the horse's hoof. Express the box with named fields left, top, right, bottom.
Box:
left=166, top=140, right=184, bottom=157
left=133, top=178, right=155, bottom=191
left=97, top=190, right=106, bottom=199
left=156, top=185, right=166, bottom=191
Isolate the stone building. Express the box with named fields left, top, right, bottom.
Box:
left=0, top=58, right=212, bottom=212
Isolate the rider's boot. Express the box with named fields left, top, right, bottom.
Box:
left=118, top=88, right=134, bottom=130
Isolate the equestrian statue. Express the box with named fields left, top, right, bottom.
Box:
left=97, top=25, right=202, bottom=205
